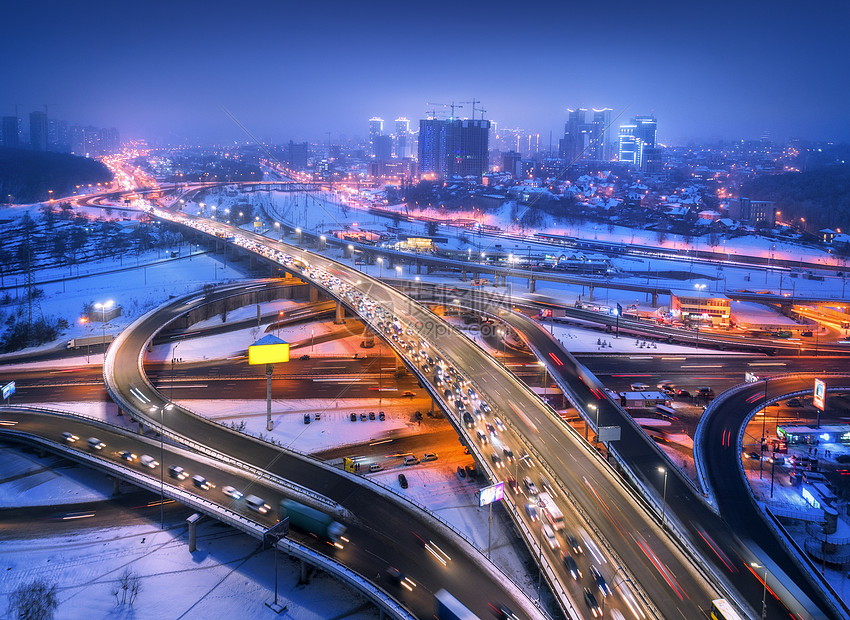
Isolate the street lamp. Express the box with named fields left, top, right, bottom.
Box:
left=295, top=227, right=302, bottom=246
left=79, top=316, right=90, bottom=364
left=750, top=562, right=768, bottom=620
left=150, top=403, right=174, bottom=529
left=377, top=257, right=384, bottom=279
left=94, top=300, right=114, bottom=349
left=319, top=234, right=326, bottom=250
left=658, top=467, right=668, bottom=527
left=694, top=283, right=707, bottom=349
left=395, top=265, right=402, bottom=280
left=586, top=403, right=598, bottom=442
left=274, top=221, right=281, bottom=240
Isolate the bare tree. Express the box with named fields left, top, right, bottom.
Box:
left=114, top=568, right=142, bottom=606
left=7, top=578, right=59, bottom=620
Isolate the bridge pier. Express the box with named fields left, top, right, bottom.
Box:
left=299, top=560, right=309, bottom=585
left=461, top=269, right=467, bottom=282
left=529, top=276, right=536, bottom=293
left=187, top=513, right=201, bottom=552
left=309, top=286, right=319, bottom=304
left=588, top=285, right=595, bottom=301
left=651, top=292, right=658, bottom=306
left=112, top=477, right=122, bottom=496
left=334, top=301, right=345, bottom=325
left=343, top=245, right=352, bottom=259
left=416, top=262, right=422, bottom=275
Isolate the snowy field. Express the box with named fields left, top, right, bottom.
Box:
left=0, top=519, right=381, bottom=620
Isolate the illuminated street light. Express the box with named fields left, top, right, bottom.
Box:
left=658, top=467, right=668, bottom=527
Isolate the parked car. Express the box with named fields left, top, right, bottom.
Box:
left=786, top=398, right=802, bottom=407
left=422, top=452, right=438, bottom=462
left=676, top=389, right=691, bottom=398
left=398, top=473, right=409, bottom=489
left=369, top=411, right=376, bottom=420
left=369, top=463, right=383, bottom=472
left=350, top=413, right=357, bottom=421
left=303, top=414, right=311, bottom=424
left=378, top=411, right=386, bottom=421
left=456, top=466, right=466, bottom=479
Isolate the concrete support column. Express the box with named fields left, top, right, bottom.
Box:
left=187, top=514, right=201, bottom=552
left=416, top=262, right=422, bottom=275
left=588, top=285, right=595, bottom=301
left=299, top=560, right=308, bottom=585
left=309, top=286, right=319, bottom=303
left=473, top=272, right=479, bottom=281
left=529, top=276, right=536, bottom=293
left=334, top=301, right=345, bottom=325
left=343, top=245, right=352, bottom=259
left=112, top=477, right=121, bottom=496
left=461, top=269, right=467, bottom=282
left=651, top=292, right=658, bottom=306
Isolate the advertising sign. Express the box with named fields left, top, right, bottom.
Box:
left=478, top=482, right=505, bottom=507
left=813, top=379, right=826, bottom=411
left=1, top=381, right=15, bottom=400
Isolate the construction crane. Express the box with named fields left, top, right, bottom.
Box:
left=462, top=99, right=486, bottom=120
left=425, top=102, right=463, bottom=119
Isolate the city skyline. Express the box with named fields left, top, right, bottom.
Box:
left=2, top=0, right=849, bottom=145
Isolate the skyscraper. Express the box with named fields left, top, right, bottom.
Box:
left=1, top=116, right=19, bottom=148
left=618, top=114, right=659, bottom=171
left=368, top=117, right=384, bottom=156
left=559, top=108, right=587, bottom=162
left=418, top=117, right=490, bottom=179
left=395, top=117, right=410, bottom=158
left=30, top=111, right=48, bottom=151
left=590, top=108, right=613, bottom=160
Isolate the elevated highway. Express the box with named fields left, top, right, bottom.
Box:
left=103, top=280, right=545, bottom=620
left=145, top=209, right=723, bottom=619
left=427, top=286, right=845, bottom=619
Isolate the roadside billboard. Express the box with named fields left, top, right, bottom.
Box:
left=814, top=379, right=826, bottom=411
left=479, top=482, right=505, bottom=507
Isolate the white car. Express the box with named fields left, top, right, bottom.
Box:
left=222, top=485, right=243, bottom=500
left=542, top=524, right=560, bottom=550
left=140, top=455, right=158, bottom=468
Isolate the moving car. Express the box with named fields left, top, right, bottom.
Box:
left=590, top=566, right=611, bottom=596
left=525, top=503, right=539, bottom=521
left=583, top=588, right=602, bottom=617
left=245, top=494, right=271, bottom=514
left=168, top=465, right=188, bottom=480
left=119, top=451, right=137, bottom=462
left=139, top=455, right=158, bottom=468
left=562, top=554, right=582, bottom=580
left=192, top=475, right=211, bottom=490
left=222, top=485, right=243, bottom=500
left=62, top=432, right=79, bottom=443
left=542, top=524, right=560, bottom=550
left=491, top=453, right=504, bottom=469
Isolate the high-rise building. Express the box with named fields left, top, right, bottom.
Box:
left=418, top=117, right=490, bottom=179
left=418, top=118, right=448, bottom=178
left=559, top=108, right=587, bottom=162
left=445, top=119, right=490, bottom=178
left=618, top=114, right=659, bottom=171
left=368, top=117, right=384, bottom=156
left=30, top=111, right=48, bottom=151
left=284, top=141, right=309, bottom=169
left=590, top=108, right=613, bottom=160
left=395, top=117, right=410, bottom=158
left=374, top=135, right=393, bottom=162
left=1, top=116, right=19, bottom=148
left=502, top=151, right=522, bottom=178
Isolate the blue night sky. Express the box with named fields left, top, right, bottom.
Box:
left=4, top=0, right=849, bottom=145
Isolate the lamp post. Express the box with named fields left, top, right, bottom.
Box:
left=295, top=227, right=302, bottom=246
left=586, top=403, right=598, bottom=442
left=658, top=466, right=668, bottom=527
left=150, top=403, right=174, bottom=529
left=377, top=256, right=384, bottom=279
left=274, top=221, right=281, bottom=241
left=395, top=265, right=402, bottom=281
left=694, top=283, right=706, bottom=349
left=538, top=361, right=548, bottom=401
left=94, top=300, right=114, bottom=351
left=751, top=563, right=768, bottom=620
left=79, top=317, right=90, bottom=363
left=761, top=378, right=768, bottom=479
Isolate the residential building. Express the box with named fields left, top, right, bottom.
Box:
left=368, top=117, right=383, bottom=156
left=1, top=116, right=18, bottom=147
left=418, top=117, right=490, bottom=179
left=30, top=111, right=48, bottom=151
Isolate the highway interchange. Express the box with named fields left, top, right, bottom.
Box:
left=2, top=182, right=849, bottom=620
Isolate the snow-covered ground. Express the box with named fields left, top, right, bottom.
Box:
left=0, top=519, right=381, bottom=620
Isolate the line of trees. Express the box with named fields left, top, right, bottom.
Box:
left=0, top=147, right=112, bottom=204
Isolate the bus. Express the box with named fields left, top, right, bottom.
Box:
left=537, top=492, right=565, bottom=531
left=710, top=599, right=745, bottom=620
